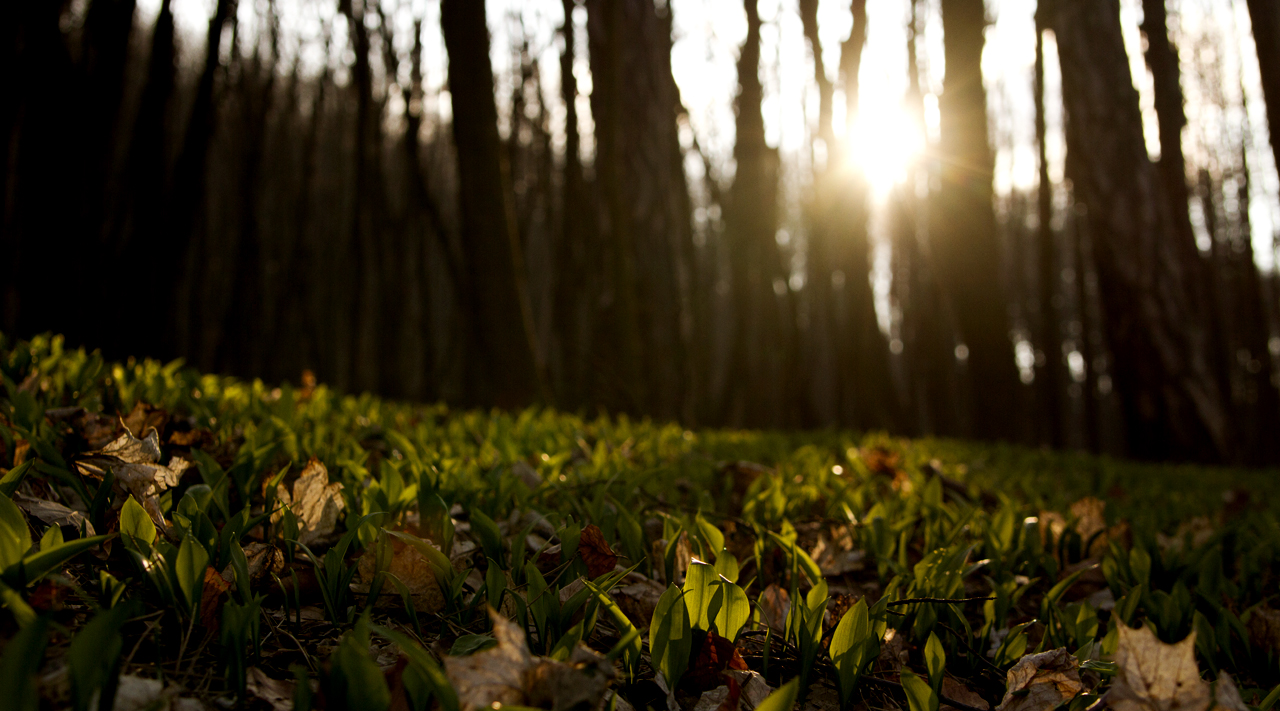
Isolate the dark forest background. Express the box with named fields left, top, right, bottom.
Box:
left=4, top=0, right=1280, bottom=465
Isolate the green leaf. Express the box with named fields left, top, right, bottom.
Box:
left=695, top=512, right=725, bottom=559
left=0, top=461, right=34, bottom=498
left=469, top=508, right=504, bottom=566
left=901, top=669, right=938, bottom=711
left=372, top=625, right=460, bottom=711
left=449, top=634, right=497, bottom=656
left=583, top=579, right=642, bottom=676
left=710, top=582, right=750, bottom=642
left=683, top=561, right=717, bottom=631
left=766, top=529, right=822, bottom=585
left=1258, top=682, right=1280, bottom=711
left=69, top=603, right=135, bottom=711
left=16, top=534, right=111, bottom=585
left=830, top=598, right=872, bottom=706
left=0, top=614, right=46, bottom=711
left=387, top=530, right=456, bottom=587
left=484, top=558, right=506, bottom=612
left=714, top=549, right=740, bottom=583
left=649, top=584, right=692, bottom=690
left=0, top=494, right=32, bottom=570
left=756, top=678, right=800, bottom=711
left=925, top=632, right=945, bottom=698
left=330, top=618, right=391, bottom=711
left=120, top=495, right=156, bottom=548
left=176, top=532, right=209, bottom=614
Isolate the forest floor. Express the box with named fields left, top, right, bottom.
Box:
left=1, top=333, right=1278, bottom=711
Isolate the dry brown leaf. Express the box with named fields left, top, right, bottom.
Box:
left=1247, top=607, right=1280, bottom=655
left=996, top=648, right=1082, bottom=711
left=1210, top=673, right=1248, bottom=711
left=445, top=609, right=614, bottom=711
left=1156, top=517, right=1215, bottom=555
left=693, top=683, right=740, bottom=711
left=759, top=584, right=790, bottom=635
left=245, top=667, right=295, bottom=711
left=612, top=574, right=667, bottom=629
left=273, top=458, right=345, bottom=546
left=13, top=492, right=95, bottom=535
left=1109, top=625, right=1210, bottom=711
left=353, top=531, right=446, bottom=613
left=811, top=536, right=866, bottom=576
left=943, top=677, right=991, bottom=711
left=199, top=566, right=231, bottom=631
left=78, top=425, right=191, bottom=532
left=579, top=523, right=619, bottom=578
left=726, top=670, right=774, bottom=709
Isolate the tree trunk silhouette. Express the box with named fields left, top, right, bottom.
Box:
left=586, top=0, right=695, bottom=420
left=1034, top=18, right=1065, bottom=447
left=933, top=0, right=1020, bottom=441
left=722, top=0, right=785, bottom=426
left=1046, top=0, right=1232, bottom=460
left=1246, top=0, right=1280, bottom=183
left=441, top=0, right=540, bottom=408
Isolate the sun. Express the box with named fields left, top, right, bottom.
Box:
left=844, top=105, right=925, bottom=199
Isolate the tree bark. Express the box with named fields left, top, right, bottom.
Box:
left=723, top=0, right=786, bottom=426
left=1034, top=20, right=1065, bottom=447
left=440, top=0, right=540, bottom=408
left=1046, top=0, right=1232, bottom=460
left=1246, top=0, right=1280, bottom=184
left=586, top=0, right=695, bottom=420
left=933, top=0, right=1020, bottom=441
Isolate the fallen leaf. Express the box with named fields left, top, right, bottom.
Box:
left=995, top=648, right=1082, bottom=711
left=445, top=609, right=614, bottom=711
left=726, top=670, right=774, bottom=709
left=246, top=667, right=295, bottom=711
left=78, top=424, right=191, bottom=533
left=122, top=401, right=170, bottom=442
left=1210, top=673, right=1248, bottom=711
left=759, top=585, right=790, bottom=635
left=13, top=492, right=95, bottom=535
left=354, top=532, right=446, bottom=613
left=1108, top=625, right=1209, bottom=711
left=273, top=458, right=345, bottom=546
left=686, top=631, right=749, bottom=691
left=445, top=611, right=533, bottom=709
left=200, top=566, right=231, bottom=631
left=799, top=683, right=840, bottom=711
left=612, top=574, right=668, bottom=629
left=578, top=524, right=618, bottom=577
left=1245, top=607, right=1280, bottom=655
left=1156, top=517, right=1215, bottom=555
left=878, top=627, right=909, bottom=671
left=693, top=682, right=741, bottom=711
left=943, top=677, right=990, bottom=711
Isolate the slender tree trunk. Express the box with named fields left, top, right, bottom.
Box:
left=1246, top=0, right=1280, bottom=182
left=722, top=0, right=784, bottom=426
left=1046, top=0, right=1232, bottom=460
left=1034, top=19, right=1065, bottom=447
left=440, top=0, right=541, bottom=408
left=933, top=0, right=1020, bottom=441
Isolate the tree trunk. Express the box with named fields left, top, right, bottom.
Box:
left=1034, top=19, right=1065, bottom=447
left=933, top=0, right=1020, bottom=441
left=440, top=0, right=540, bottom=408
left=1046, top=0, right=1232, bottom=460
left=586, top=0, right=695, bottom=421
left=1246, top=0, right=1280, bottom=184
left=722, top=0, right=784, bottom=426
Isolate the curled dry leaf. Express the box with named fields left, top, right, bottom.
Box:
left=693, top=682, right=741, bottom=711
left=726, top=670, right=774, bottom=710
left=686, top=631, right=750, bottom=691
left=1109, top=625, right=1210, bottom=711
left=245, top=667, right=295, bottom=711
left=200, top=566, right=231, bottom=631
left=354, top=532, right=446, bottom=614
left=995, top=648, right=1082, bottom=711
left=78, top=425, right=191, bottom=532
left=445, top=609, right=614, bottom=711
left=14, top=492, right=95, bottom=535
left=273, top=458, right=345, bottom=546
left=578, top=523, right=619, bottom=577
